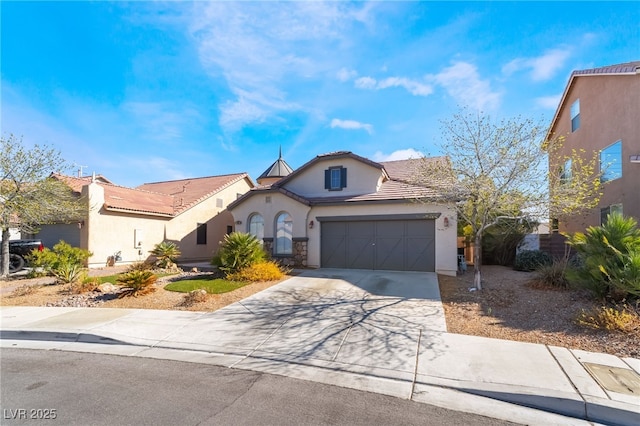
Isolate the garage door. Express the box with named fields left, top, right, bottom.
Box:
left=320, top=218, right=435, bottom=272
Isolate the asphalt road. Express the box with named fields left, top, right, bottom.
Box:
left=1, top=349, right=516, bottom=426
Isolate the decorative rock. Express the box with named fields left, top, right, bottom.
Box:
left=97, top=283, right=118, bottom=293
left=191, top=267, right=199, bottom=273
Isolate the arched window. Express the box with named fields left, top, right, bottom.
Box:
left=275, top=212, right=293, bottom=255
left=247, top=214, right=264, bottom=242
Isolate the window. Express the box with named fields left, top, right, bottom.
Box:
left=196, top=223, right=207, bottom=245
left=248, top=214, right=264, bottom=241
left=560, top=159, right=572, bottom=184
left=226, top=225, right=233, bottom=235
left=601, top=204, right=623, bottom=225
left=600, top=140, right=622, bottom=182
left=324, top=166, right=347, bottom=190
left=570, top=99, right=580, bottom=132
left=275, top=212, right=293, bottom=255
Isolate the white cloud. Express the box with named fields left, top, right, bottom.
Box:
left=372, top=148, right=425, bottom=162
left=123, top=101, right=200, bottom=142
left=429, top=62, right=501, bottom=111
left=187, top=2, right=374, bottom=132
left=354, top=76, right=433, bottom=96
left=354, top=76, right=377, bottom=90
left=536, top=94, right=562, bottom=109
left=330, top=118, right=373, bottom=134
left=337, top=67, right=357, bottom=82
left=503, top=48, right=571, bottom=81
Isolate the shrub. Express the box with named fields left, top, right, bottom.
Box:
left=566, top=213, right=640, bottom=300
left=226, top=261, right=285, bottom=282
left=212, top=232, right=266, bottom=274
left=126, top=261, right=154, bottom=272
left=26, top=241, right=92, bottom=283
left=150, top=241, right=181, bottom=268
left=116, top=270, right=158, bottom=297
left=514, top=250, right=552, bottom=271
left=68, top=274, right=100, bottom=294
left=178, top=289, right=209, bottom=307
left=11, top=284, right=39, bottom=297
left=532, top=257, right=571, bottom=289
left=575, top=305, right=640, bottom=333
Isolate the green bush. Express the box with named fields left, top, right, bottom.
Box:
left=150, top=241, right=181, bottom=268
left=513, top=249, right=552, bottom=271
left=566, top=213, right=640, bottom=300
left=26, top=240, right=92, bottom=283
left=212, top=232, right=266, bottom=274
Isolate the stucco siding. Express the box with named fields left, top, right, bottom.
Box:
left=550, top=73, right=640, bottom=233
left=283, top=158, right=383, bottom=197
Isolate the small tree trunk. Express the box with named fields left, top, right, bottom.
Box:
left=1, top=227, right=10, bottom=277
left=473, top=233, right=482, bottom=290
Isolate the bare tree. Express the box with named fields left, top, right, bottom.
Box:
left=0, top=134, right=86, bottom=276
left=414, top=109, right=601, bottom=290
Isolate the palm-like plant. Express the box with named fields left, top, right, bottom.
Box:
left=212, top=232, right=265, bottom=274
left=150, top=241, right=181, bottom=268
left=566, top=213, right=640, bottom=299
left=117, top=270, right=158, bottom=297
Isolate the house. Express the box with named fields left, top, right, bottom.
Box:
left=547, top=61, right=640, bottom=233
left=228, top=151, right=458, bottom=276
left=37, top=172, right=254, bottom=268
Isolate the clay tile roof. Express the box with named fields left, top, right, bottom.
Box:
left=52, top=172, right=251, bottom=217
left=136, top=173, right=250, bottom=214
left=572, top=61, right=640, bottom=76
left=103, top=185, right=175, bottom=216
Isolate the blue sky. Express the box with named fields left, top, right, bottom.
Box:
left=2, top=1, right=638, bottom=188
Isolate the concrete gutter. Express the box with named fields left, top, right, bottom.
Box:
left=2, top=306, right=637, bottom=425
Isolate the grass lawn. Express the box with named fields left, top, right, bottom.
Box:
left=97, top=272, right=177, bottom=285
left=164, top=278, right=248, bottom=294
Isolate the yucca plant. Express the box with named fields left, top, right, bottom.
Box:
left=212, top=232, right=266, bottom=274
left=117, top=270, right=158, bottom=298
left=150, top=241, right=181, bottom=268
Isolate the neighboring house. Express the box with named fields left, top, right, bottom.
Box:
left=39, top=173, right=253, bottom=268
left=228, top=151, right=458, bottom=276
left=547, top=61, right=640, bottom=234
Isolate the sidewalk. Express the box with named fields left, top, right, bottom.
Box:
left=1, top=305, right=638, bottom=425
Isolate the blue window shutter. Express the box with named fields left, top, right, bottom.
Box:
left=324, top=169, right=330, bottom=189
left=341, top=167, right=347, bottom=188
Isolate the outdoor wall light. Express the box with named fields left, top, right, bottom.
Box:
left=235, top=220, right=242, bottom=225
left=443, top=217, right=450, bottom=228
left=309, top=220, right=314, bottom=229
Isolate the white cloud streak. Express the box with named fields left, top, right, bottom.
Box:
left=503, top=48, right=571, bottom=81
left=372, top=148, right=425, bottom=162
left=536, top=94, right=562, bottom=109
left=354, top=76, right=433, bottom=96
left=428, top=62, right=501, bottom=111
left=330, top=118, right=373, bottom=134
left=187, top=2, right=375, bottom=132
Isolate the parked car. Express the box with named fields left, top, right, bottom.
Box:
left=8, top=239, right=44, bottom=273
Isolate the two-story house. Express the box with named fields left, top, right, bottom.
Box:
left=228, top=151, right=458, bottom=276
left=547, top=61, right=640, bottom=233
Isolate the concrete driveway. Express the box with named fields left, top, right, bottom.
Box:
left=166, top=268, right=446, bottom=376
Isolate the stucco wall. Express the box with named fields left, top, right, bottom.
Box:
left=283, top=157, right=383, bottom=197
left=166, top=179, right=252, bottom=261
left=551, top=74, right=640, bottom=233
left=230, top=196, right=457, bottom=276
left=83, top=183, right=169, bottom=267
left=82, top=178, right=252, bottom=268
